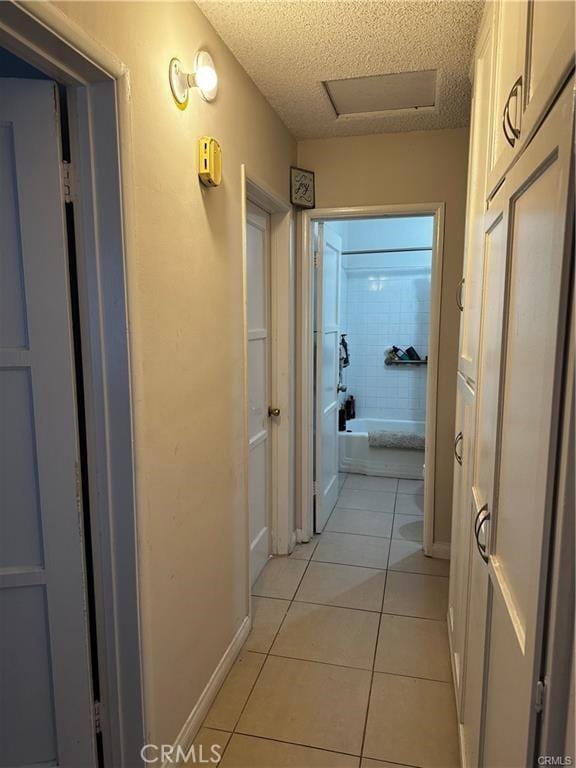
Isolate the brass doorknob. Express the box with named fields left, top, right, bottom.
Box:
left=268, top=407, right=281, bottom=417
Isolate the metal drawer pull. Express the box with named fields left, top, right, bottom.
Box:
left=456, top=277, right=465, bottom=311
left=502, top=77, right=522, bottom=148
left=454, top=431, right=463, bottom=465
left=474, top=503, right=490, bottom=564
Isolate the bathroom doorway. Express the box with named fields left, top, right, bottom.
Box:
left=299, top=205, right=444, bottom=557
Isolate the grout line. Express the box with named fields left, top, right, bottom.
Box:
left=231, top=730, right=364, bottom=760
left=265, top=651, right=375, bottom=674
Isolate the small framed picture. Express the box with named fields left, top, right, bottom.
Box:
left=290, top=166, right=315, bottom=208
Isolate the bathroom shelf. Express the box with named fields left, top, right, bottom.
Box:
left=385, top=359, right=428, bottom=366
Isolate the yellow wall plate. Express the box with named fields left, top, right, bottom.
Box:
left=198, top=136, right=222, bottom=187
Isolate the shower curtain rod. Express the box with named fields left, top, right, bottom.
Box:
left=342, top=246, right=433, bottom=255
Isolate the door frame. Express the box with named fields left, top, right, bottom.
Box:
left=241, top=166, right=294, bottom=586
left=298, top=203, right=445, bottom=556
left=0, top=3, right=144, bottom=766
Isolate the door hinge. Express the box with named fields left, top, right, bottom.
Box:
left=94, top=700, right=102, bottom=734
left=62, top=160, right=73, bottom=204
left=535, top=679, right=546, bottom=714
left=313, top=251, right=319, bottom=269
left=313, top=480, right=318, bottom=495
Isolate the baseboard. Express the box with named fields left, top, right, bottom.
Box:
left=288, top=529, right=297, bottom=553
left=163, top=616, right=251, bottom=768
left=428, top=541, right=451, bottom=560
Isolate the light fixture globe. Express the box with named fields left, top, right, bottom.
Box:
left=193, top=50, right=218, bottom=101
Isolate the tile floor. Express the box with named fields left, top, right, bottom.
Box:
left=195, top=474, right=457, bottom=768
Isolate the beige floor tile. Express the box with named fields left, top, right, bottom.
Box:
left=295, top=561, right=386, bottom=612
left=395, top=493, right=424, bottom=516
left=220, top=734, right=359, bottom=768
left=375, top=614, right=452, bottom=682
left=392, top=514, right=424, bottom=543
left=313, top=532, right=390, bottom=570
left=185, top=728, right=231, bottom=766
left=361, top=760, right=411, bottom=768
left=397, top=479, right=425, bottom=495
left=237, top=655, right=371, bottom=755
left=289, top=537, right=320, bottom=560
left=326, top=507, right=393, bottom=538
left=338, top=489, right=396, bottom=513
left=382, top=572, right=448, bottom=620
left=344, top=475, right=398, bottom=493
left=271, top=601, right=379, bottom=669
left=364, top=673, right=459, bottom=767
left=203, top=650, right=265, bottom=731
left=244, top=597, right=290, bottom=653
left=388, top=540, right=450, bottom=577
left=252, top=557, right=307, bottom=599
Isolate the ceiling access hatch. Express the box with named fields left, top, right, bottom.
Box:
left=324, top=69, right=437, bottom=116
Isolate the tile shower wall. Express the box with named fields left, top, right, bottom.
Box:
left=344, top=267, right=430, bottom=421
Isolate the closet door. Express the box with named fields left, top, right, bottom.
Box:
left=482, top=79, right=574, bottom=768
left=448, top=373, right=475, bottom=715
left=458, top=14, right=496, bottom=384
left=460, top=179, right=509, bottom=768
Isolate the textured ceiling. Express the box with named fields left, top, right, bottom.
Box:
left=196, top=0, right=484, bottom=138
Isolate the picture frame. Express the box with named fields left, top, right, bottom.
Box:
left=290, top=166, right=315, bottom=208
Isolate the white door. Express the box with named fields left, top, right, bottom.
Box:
left=246, top=202, right=272, bottom=584
left=0, top=81, right=97, bottom=766
left=481, top=80, right=573, bottom=767
left=314, top=223, right=342, bottom=531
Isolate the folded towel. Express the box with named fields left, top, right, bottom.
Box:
left=368, top=431, right=425, bottom=450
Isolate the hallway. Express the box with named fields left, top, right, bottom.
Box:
left=195, top=475, right=456, bottom=767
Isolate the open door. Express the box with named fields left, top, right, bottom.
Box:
left=314, top=223, right=342, bottom=532
left=0, top=80, right=97, bottom=766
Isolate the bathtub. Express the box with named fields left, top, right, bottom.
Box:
left=339, top=418, right=425, bottom=479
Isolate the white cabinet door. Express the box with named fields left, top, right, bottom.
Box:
left=482, top=80, right=573, bottom=768
left=314, top=223, right=342, bottom=531
left=460, top=173, right=509, bottom=768
left=458, top=14, right=496, bottom=384
left=448, top=372, right=475, bottom=716
left=0, top=80, right=97, bottom=767
left=246, top=202, right=271, bottom=584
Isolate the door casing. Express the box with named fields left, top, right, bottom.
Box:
left=298, top=203, right=445, bottom=556
left=0, top=4, right=144, bottom=765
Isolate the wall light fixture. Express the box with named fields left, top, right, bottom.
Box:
left=169, top=51, right=218, bottom=107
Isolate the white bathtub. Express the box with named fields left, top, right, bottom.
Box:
left=339, top=418, right=425, bottom=479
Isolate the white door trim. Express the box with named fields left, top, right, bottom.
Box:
left=241, top=167, right=295, bottom=589
left=298, top=203, right=445, bottom=555
left=0, top=4, right=144, bottom=765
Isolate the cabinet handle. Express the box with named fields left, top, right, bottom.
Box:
left=454, top=431, right=463, bottom=465
left=456, top=277, right=465, bottom=311
left=502, top=77, right=522, bottom=148
left=474, top=503, right=490, bottom=564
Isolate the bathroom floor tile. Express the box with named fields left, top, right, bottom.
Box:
left=188, top=728, right=231, bottom=766
left=252, top=557, right=307, bottom=600
left=244, top=597, right=290, bottom=653
left=295, top=561, right=386, bottom=612
left=271, top=601, right=379, bottom=669
left=344, top=475, right=398, bottom=493
left=382, top=572, right=448, bottom=621
left=397, top=479, right=425, bottom=495
left=326, top=508, right=393, bottom=538
left=361, top=760, right=411, bottom=768
left=203, top=650, right=265, bottom=731
left=388, top=540, right=450, bottom=577
left=289, top=537, right=320, bottom=560
left=374, top=614, right=452, bottom=682
left=363, top=673, right=459, bottom=767
left=392, top=514, right=424, bottom=543
left=220, top=734, right=359, bottom=768
left=394, top=493, right=424, bottom=516
left=338, top=472, right=348, bottom=491
left=338, top=489, right=396, bottom=513
left=236, top=655, right=371, bottom=755
left=313, top=531, right=390, bottom=570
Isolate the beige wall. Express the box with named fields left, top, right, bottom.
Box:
left=55, top=0, right=296, bottom=746
left=298, top=129, right=469, bottom=543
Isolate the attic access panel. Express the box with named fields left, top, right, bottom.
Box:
left=324, top=69, right=437, bottom=116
